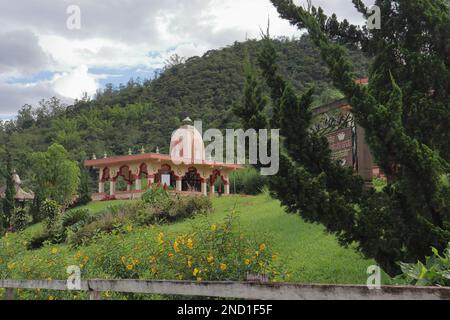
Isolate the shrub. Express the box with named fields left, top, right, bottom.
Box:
left=40, top=199, right=61, bottom=231
left=141, top=187, right=170, bottom=206
left=230, top=167, right=268, bottom=195
left=67, top=203, right=146, bottom=247
left=12, top=207, right=30, bottom=232
left=68, top=197, right=212, bottom=247
left=61, top=209, right=91, bottom=229
left=397, top=243, right=450, bottom=286
left=28, top=229, right=54, bottom=250
left=167, top=196, right=212, bottom=222
left=95, top=213, right=286, bottom=283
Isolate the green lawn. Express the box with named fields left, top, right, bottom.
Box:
left=76, top=195, right=389, bottom=284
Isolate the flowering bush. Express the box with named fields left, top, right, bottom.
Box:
left=94, top=213, right=285, bottom=283
left=0, top=211, right=285, bottom=300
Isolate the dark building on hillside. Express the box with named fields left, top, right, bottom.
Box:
left=313, top=97, right=384, bottom=187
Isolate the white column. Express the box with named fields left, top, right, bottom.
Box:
left=176, top=177, right=182, bottom=192
left=201, top=180, right=208, bottom=196
left=135, top=177, right=141, bottom=191
left=210, top=183, right=216, bottom=196
left=127, top=183, right=132, bottom=192
left=224, top=183, right=230, bottom=196
left=98, top=181, right=105, bottom=193
left=110, top=180, right=116, bottom=196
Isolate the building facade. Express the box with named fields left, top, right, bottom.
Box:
left=85, top=119, right=241, bottom=201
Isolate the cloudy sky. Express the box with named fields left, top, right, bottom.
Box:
left=0, top=0, right=371, bottom=119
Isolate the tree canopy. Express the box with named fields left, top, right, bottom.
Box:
left=31, top=144, right=80, bottom=208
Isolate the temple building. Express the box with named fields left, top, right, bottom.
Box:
left=85, top=118, right=241, bottom=201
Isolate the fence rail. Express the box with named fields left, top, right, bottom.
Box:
left=1, top=279, right=450, bottom=300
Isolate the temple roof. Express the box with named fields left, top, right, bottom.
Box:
left=0, top=172, right=35, bottom=201
left=85, top=152, right=241, bottom=170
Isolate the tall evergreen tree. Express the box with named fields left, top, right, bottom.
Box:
left=236, top=0, right=450, bottom=275
left=2, top=152, right=16, bottom=229
left=233, top=51, right=268, bottom=131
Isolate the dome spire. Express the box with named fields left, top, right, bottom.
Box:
left=182, top=117, right=193, bottom=126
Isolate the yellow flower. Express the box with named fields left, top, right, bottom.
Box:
left=168, top=253, right=174, bottom=258
left=173, top=240, right=180, bottom=253
left=121, top=256, right=127, bottom=264
left=51, top=248, right=58, bottom=254
left=157, top=232, right=164, bottom=245
left=126, top=264, right=134, bottom=271
left=211, top=224, right=217, bottom=231
left=151, top=267, right=157, bottom=274
left=196, top=277, right=202, bottom=282
left=259, top=243, right=266, bottom=251
left=207, top=255, right=214, bottom=264
left=126, top=225, right=133, bottom=232
left=48, top=296, right=55, bottom=301
left=245, top=259, right=251, bottom=265
left=187, top=256, right=193, bottom=268
left=272, top=255, right=278, bottom=262
left=149, top=256, right=156, bottom=264
left=220, top=263, right=227, bottom=271
left=193, top=268, right=200, bottom=277
left=187, top=238, right=194, bottom=249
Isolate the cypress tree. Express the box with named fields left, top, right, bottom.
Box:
left=236, top=0, right=450, bottom=275
left=2, top=153, right=16, bottom=229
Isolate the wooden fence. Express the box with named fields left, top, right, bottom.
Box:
left=1, top=279, right=450, bottom=300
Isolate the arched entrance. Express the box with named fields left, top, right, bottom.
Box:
left=155, top=164, right=177, bottom=190
left=182, top=167, right=201, bottom=192
left=209, top=169, right=230, bottom=196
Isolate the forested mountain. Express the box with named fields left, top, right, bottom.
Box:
left=0, top=35, right=369, bottom=186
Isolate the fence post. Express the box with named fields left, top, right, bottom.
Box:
left=4, top=288, right=15, bottom=300
left=89, top=290, right=101, bottom=300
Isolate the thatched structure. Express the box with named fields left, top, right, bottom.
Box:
left=0, top=172, right=34, bottom=203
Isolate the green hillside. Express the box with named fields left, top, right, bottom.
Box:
left=0, top=35, right=369, bottom=189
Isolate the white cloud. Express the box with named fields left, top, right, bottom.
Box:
left=0, top=0, right=372, bottom=113
left=51, top=65, right=98, bottom=99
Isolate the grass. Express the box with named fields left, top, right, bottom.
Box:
left=72, top=194, right=389, bottom=284
left=2, top=195, right=392, bottom=285
left=73, top=200, right=133, bottom=214
left=166, top=195, right=387, bottom=284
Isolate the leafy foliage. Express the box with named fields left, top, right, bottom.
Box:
left=67, top=195, right=212, bottom=247
left=398, top=244, right=450, bottom=286
left=141, top=187, right=170, bottom=206
left=31, top=144, right=80, bottom=209
left=230, top=167, right=268, bottom=195
left=12, top=208, right=29, bottom=232
left=40, top=199, right=61, bottom=231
